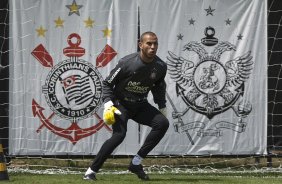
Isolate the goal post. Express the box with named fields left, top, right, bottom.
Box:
left=0, top=0, right=9, bottom=157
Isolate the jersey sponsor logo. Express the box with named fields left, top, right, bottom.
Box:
left=125, top=81, right=149, bottom=94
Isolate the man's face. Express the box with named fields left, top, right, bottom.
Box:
left=139, top=34, right=158, bottom=61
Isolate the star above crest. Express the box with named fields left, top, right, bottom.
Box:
left=205, top=5, right=215, bottom=16
left=54, top=17, right=64, bottom=28
left=188, top=18, right=195, bottom=25
left=66, top=0, right=83, bottom=16
left=177, top=33, right=183, bottom=40
left=237, top=34, right=243, bottom=40
left=102, top=27, right=112, bottom=37
left=36, top=26, right=47, bottom=37
left=225, top=18, right=231, bottom=25
left=84, top=17, right=94, bottom=28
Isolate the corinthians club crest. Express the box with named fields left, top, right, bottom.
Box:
left=42, top=34, right=102, bottom=121
left=31, top=33, right=117, bottom=144
left=167, top=26, right=253, bottom=140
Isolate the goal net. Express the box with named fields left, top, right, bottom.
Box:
left=0, top=0, right=281, bottom=175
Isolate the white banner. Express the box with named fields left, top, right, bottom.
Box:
left=9, top=0, right=138, bottom=155
left=139, top=0, right=267, bottom=155
left=9, top=0, right=267, bottom=156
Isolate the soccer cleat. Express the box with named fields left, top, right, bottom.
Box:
left=83, top=173, right=97, bottom=180
left=128, top=163, right=149, bottom=180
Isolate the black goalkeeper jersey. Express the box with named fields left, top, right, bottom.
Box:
left=102, top=52, right=167, bottom=109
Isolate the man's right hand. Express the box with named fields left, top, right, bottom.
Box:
left=103, top=101, right=121, bottom=125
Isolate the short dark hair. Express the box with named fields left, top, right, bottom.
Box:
left=139, top=31, right=157, bottom=42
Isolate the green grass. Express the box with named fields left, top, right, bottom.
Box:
left=1, top=173, right=282, bottom=184
left=2, top=156, right=282, bottom=183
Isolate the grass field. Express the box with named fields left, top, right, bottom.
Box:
left=1, top=173, right=282, bottom=184
left=2, top=156, right=282, bottom=183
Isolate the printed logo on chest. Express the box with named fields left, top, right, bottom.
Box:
left=125, top=81, right=149, bottom=94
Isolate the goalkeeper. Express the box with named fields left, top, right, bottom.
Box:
left=84, top=31, right=169, bottom=181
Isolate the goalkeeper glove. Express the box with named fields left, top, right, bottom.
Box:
left=159, top=107, right=167, bottom=117
left=103, top=101, right=121, bottom=125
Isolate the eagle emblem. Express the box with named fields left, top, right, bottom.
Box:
left=167, top=41, right=253, bottom=119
